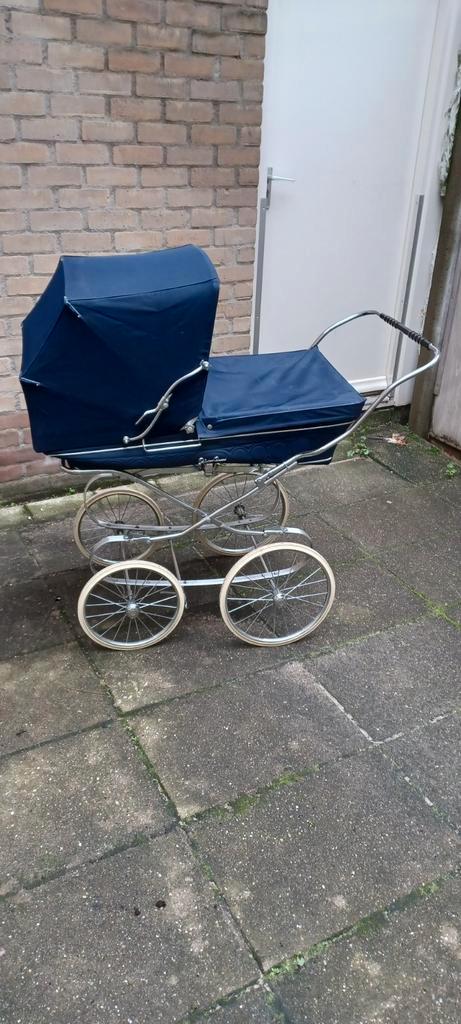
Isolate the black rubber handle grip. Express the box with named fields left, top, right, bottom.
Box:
left=379, top=313, right=432, bottom=351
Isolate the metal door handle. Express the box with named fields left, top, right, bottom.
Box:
left=266, top=166, right=295, bottom=209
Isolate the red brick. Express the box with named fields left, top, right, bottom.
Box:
left=16, top=66, right=74, bottom=92
left=0, top=430, right=19, bottom=450
left=111, top=97, right=162, bottom=121
left=191, top=124, right=236, bottom=145
left=0, top=94, right=45, bottom=117
left=216, top=187, right=257, bottom=208
left=238, top=167, right=259, bottom=185
left=243, top=80, right=263, bottom=102
left=30, top=210, right=83, bottom=231
left=88, top=209, right=138, bottom=230
left=221, top=57, right=263, bottom=81
left=221, top=299, right=252, bottom=318
left=190, top=80, right=240, bottom=102
left=0, top=117, right=14, bottom=141
left=190, top=167, right=235, bottom=187
left=44, top=0, right=103, bottom=13
left=59, top=187, right=110, bottom=208
left=238, top=206, right=256, bottom=227
left=236, top=246, right=254, bottom=264
left=165, top=228, right=212, bottom=247
left=48, top=42, right=105, bottom=69
left=82, top=120, right=135, bottom=142
left=135, top=76, right=187, bottom=99
left=136, top=24, right=189, bottom=50
left=115, top=187, right=164, bottom=209
left=0, top=295, right=32, bottom=316
left=215, top=225, right=255, bottom=246
left=166, top=100, right=213, bottom=123
left=106, top=0, right=161, bottom=21
left=141, top=209, right=188, bottom=230
left=166, top=1, right=220, bottom=31
left=167, top=146, right=213, bottom=166
left=223, top=10, right=266, bottom=33
left=220, top=103, right=261, bottom=125
left=0, top=143, right=49, bottom=164
left=113, top=145, right=163, bottom=165
left=137, top=123, right=187, bottom=145
left=0, top=40, right=42, bottom=65
left=86, top=167, right=137, bottom=186
left=114, top=230, right=163, bottom=251
left=0, top=212, right=25, bottom=232
left=219, top=262, right=254, bottom=282
left=243, top=34, right=265, bottom=58
left=79, top=71, right=132, bottom=95
left=60, top=232, right=111, bottom=252
left=190, top=207, right=233, bottom=227
left=0, top=68, right=10, bottom=90
left=0, top=464, right=24, bottom=482
left=218, top=145, right=259, bottom=166
left=33, top=255, right=59, bottom=274
left=167, top=187, right=212, bottom=207
left=164, top=53, right=215, bottom=79
left=0, top=257, right=30, bottom=276
left=108, top=50, right=161, bottom=73
left=29, top=166, right=82, bottom=186
left=7, top=277, right=48, bottom=296
left=11, top=11, right=71, bottom=39
left=0, top=166, right=22, bottom=187
left=140, top=167, right=187, bottom=187
left=51, top=95, right=105, bottom=117
left=56, top=143, right=109, bottom=164
left=0, top=445, right=43, bottom=465
left=234, top=281, right=253, bottom=298
left=21, top=118, right=79, bottom=142
left=240, top=125, right=261, bottom=145
left=212, top=336, right=249, bottom=354
left=192, top=33, right=240, bottom=57
left=77, top=19, right=132, bottom=46
left=0, top=188, right=53, bottom=209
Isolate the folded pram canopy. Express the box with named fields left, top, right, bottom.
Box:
left=21, top=245, right=219, bottom=453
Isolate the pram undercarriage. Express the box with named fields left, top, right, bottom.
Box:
left=64, top=309, right=439, bottom=651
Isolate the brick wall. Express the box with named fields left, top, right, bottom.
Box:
left=0, top=0, right=267, bottom=497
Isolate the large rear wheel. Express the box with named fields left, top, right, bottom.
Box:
left=194, top=471, right=289, bottom=556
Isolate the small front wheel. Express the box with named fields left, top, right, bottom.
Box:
left=220, top=542, right=335, bottom=647
left=78, top=559, right=185, bottom=650
left=194, top=471, right=289, bottom=556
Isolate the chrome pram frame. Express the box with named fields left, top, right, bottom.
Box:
left=68, top=311, right=439, bottom=651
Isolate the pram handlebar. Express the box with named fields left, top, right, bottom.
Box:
left=255, top=309, right=440, bottom=486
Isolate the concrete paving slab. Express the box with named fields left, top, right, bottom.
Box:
left=273, top=874, right=461, bottom=1024
left=26, top=491, right=84, bottom=522
left=307, top=619, right=461, bottom=740
left=194, top=986, right=279, bottom=1024
left=0, top=503, right=29, bottom=529
left=132, top=662, right=367, bottom=816
left=0, top=643, right=115, bottom=756
left=387, top=714, right=461, bottom=828
left=0, top=835, right=258, bottom=1024
left=0, top=576, right=73, bottom=658
left=0, top=724, right=171, bottom=892
left=290, top=513, right=364, bottom=566
left=19, top=518, right=87, bottom=574
left=447, top=603, right=461, bottom=626
left=284, top=460, right=411, bottom=510
left=322, top=490, right=458, bottom=554
left=374, top=533, right=461, bottom=606
left=0, top=528, right=39, bottom=584
left=369, top=435, right=458, bottom=487
left=191, top=751, right=459, bottom=969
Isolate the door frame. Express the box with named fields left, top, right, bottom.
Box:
left=252, top=0, right=461, bottom=405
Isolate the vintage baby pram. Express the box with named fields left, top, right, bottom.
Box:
left=21, top=245, right=439, bottom=650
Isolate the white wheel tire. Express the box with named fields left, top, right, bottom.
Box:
left=73, top=487, right=164, bottom=565
left=219, top=542, right=336, bottom=647
left=193, top=471, right=290, bottom=556
left=77, top=559, right=185, bottom=650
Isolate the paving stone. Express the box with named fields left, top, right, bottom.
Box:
left=194, top=986, right=278, bottom=1024
left=307, top=619, right=461, bottom=740
left=0, top=724, right=171, bottom=892
left=447, top=602, right=461, bottom=626
left=20, top=517, right=87, bottom=574
left=290, top=512, right=363, bottom=566
left=375, top=531, right=461, bottom=606
left=322, top=490, right=458, bottom=553
left=191, top=751, right=459, bottom=969
left=132, top=662, right=367, bottom=816
left=387, top=714, right=461, bottom=828
left=0, top=503, right=29, bottom=529
left=0, top=528, right=39, bottom=584
left=0, top=576, right=73, bottom=658
left=89, top=610, right=296, bottom=713
left=0, top=643, right=115, bottom=756
left=284, top=459, right=411, bottom=510
left=273, top=874, right=461, bottom=1024
left=0, top=835, right=258, bottom=1023
left=26, top=491, right=84, bottom=522
left=369, top=434, right=458, bottom=486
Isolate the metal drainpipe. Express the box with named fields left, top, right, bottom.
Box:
left=409, top=109, right=461, bottom=438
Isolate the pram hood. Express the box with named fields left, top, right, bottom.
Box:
left=21, top=245, right=219, bottom=454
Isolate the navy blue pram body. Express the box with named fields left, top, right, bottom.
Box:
left=21, top=245, right=365, bottom=470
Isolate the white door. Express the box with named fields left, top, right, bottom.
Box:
left=254, top=0, right=460, bottom=397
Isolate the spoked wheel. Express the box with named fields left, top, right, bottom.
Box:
left=78, top=560, right=185, bottom=650
left=74, top=487, right=164, bottom=566
left=194, top=471, right=289, bottom=556
left=220, top=542, right=335, bottom=647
